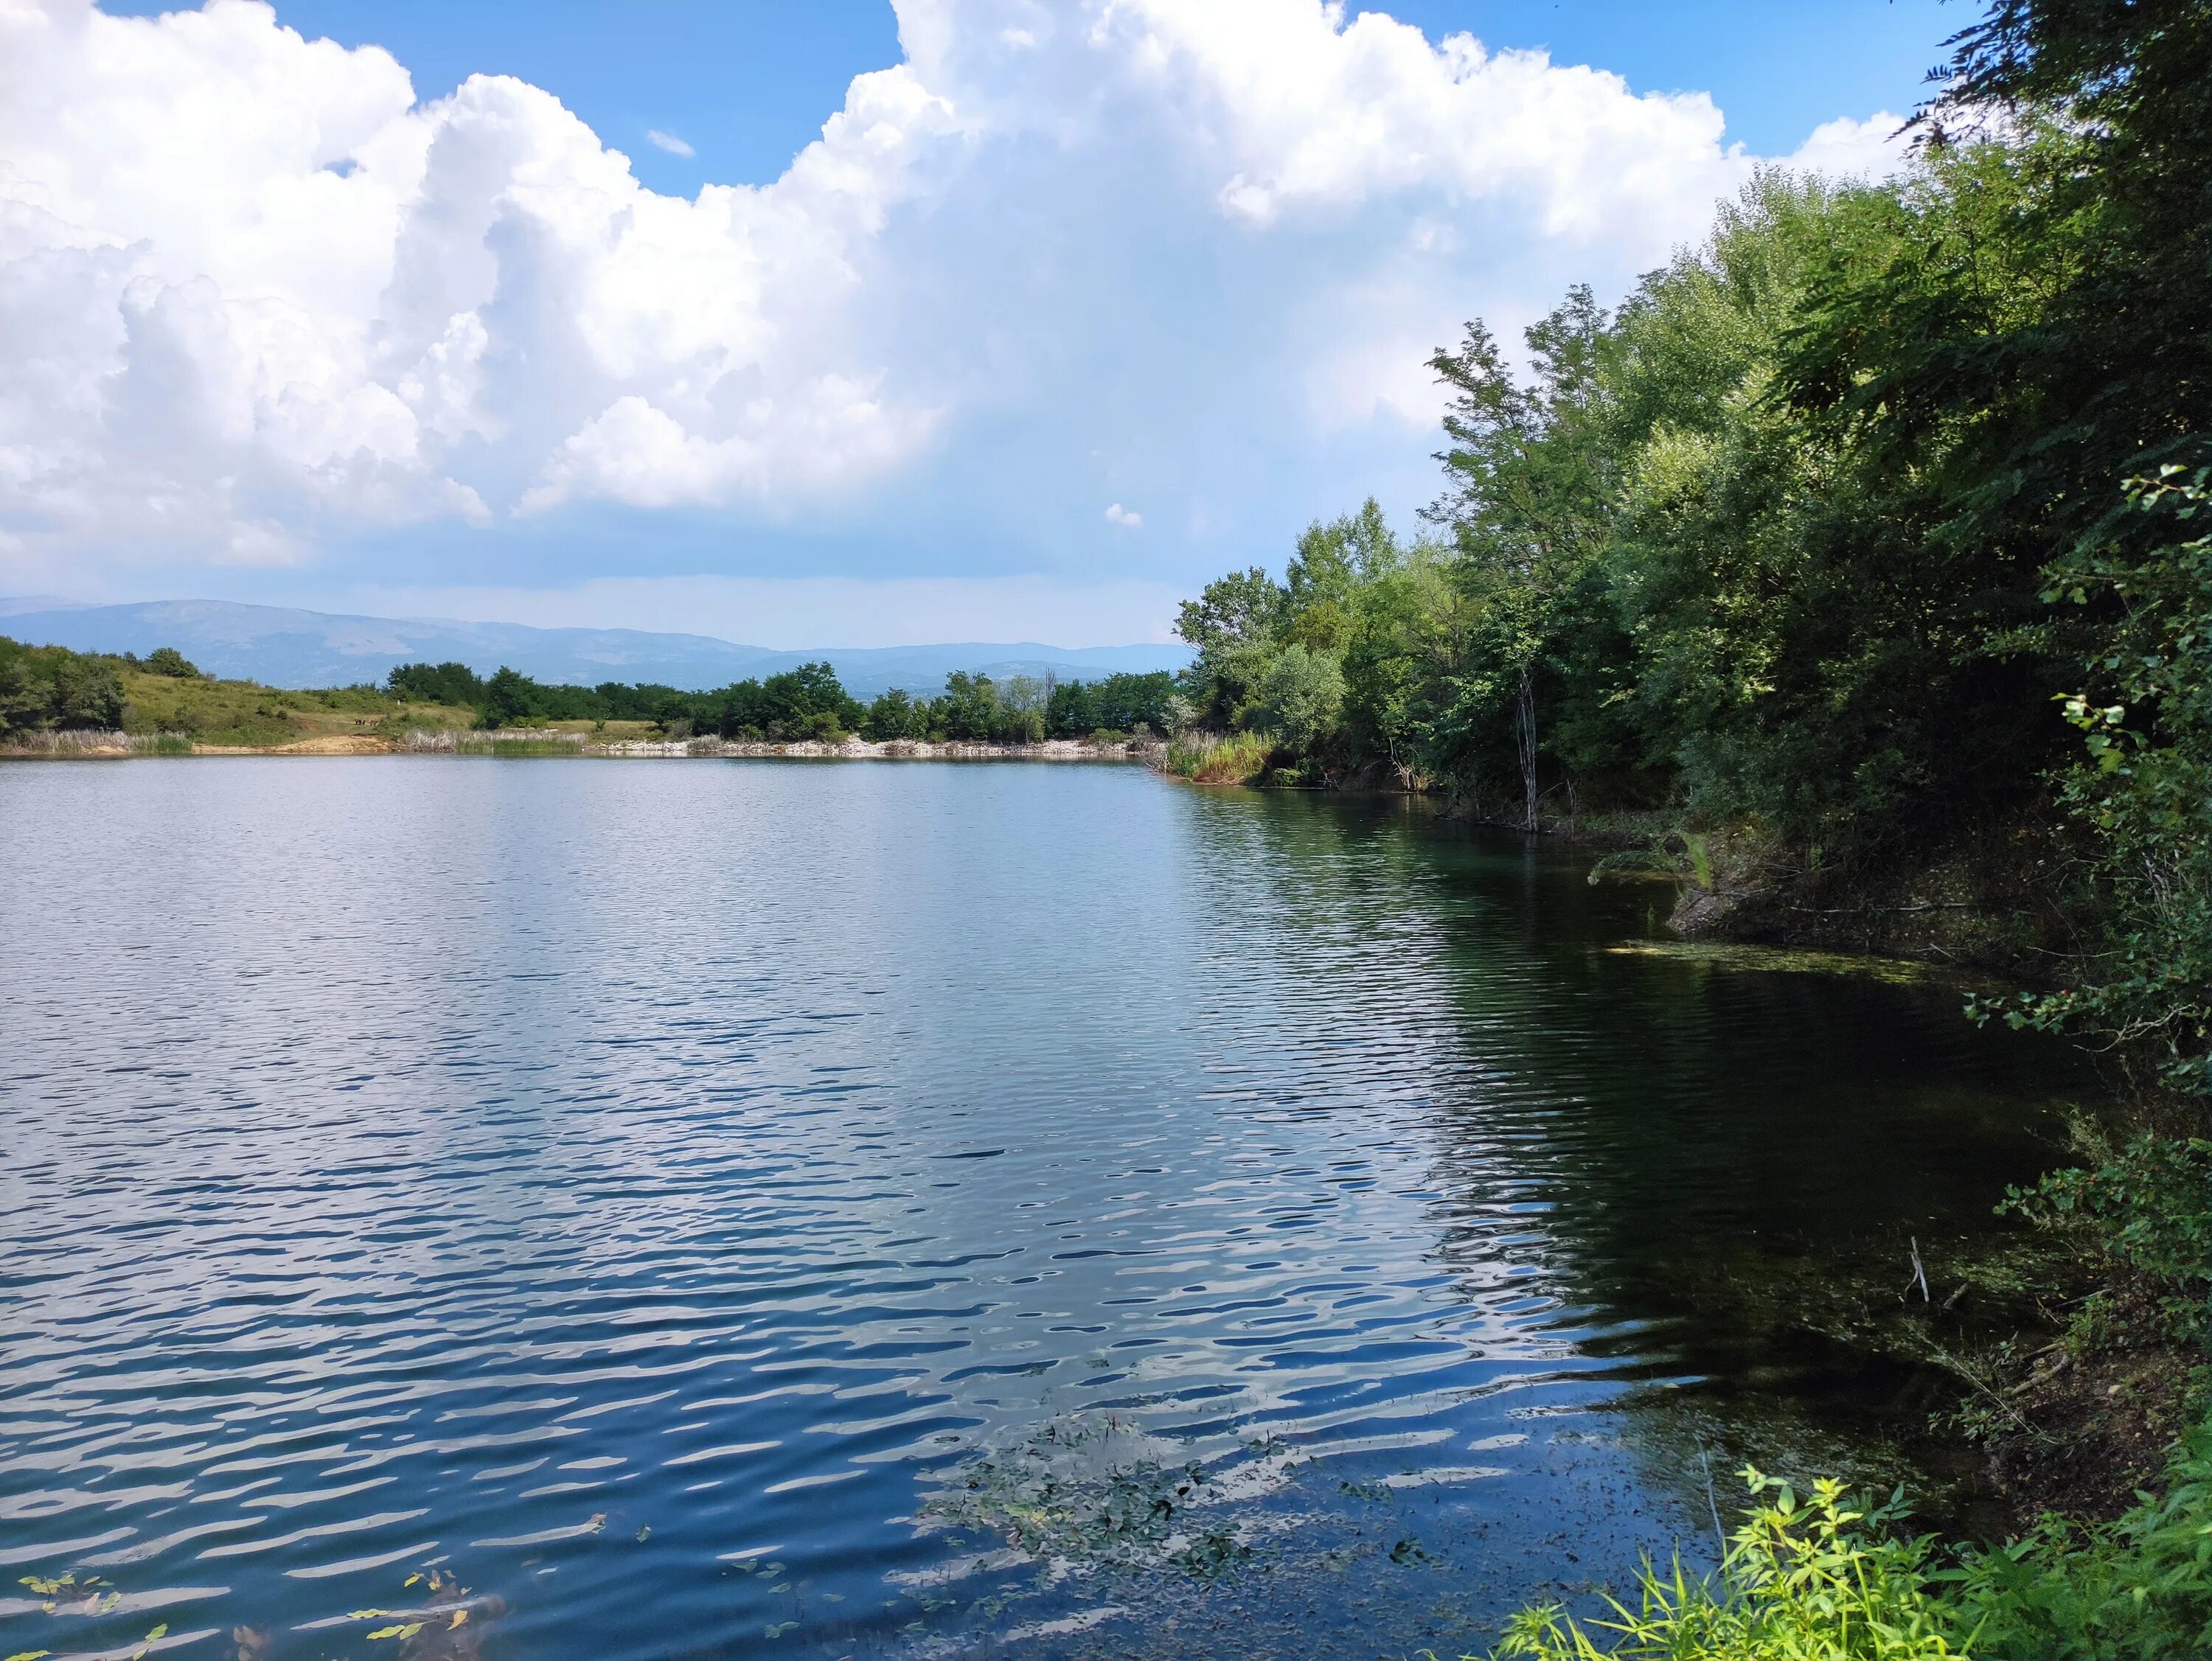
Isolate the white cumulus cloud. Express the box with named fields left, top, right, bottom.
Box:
left=0, top=0, right=952, bottom=571
left=644, top=128, right=695, bottom=157
left=1783, top=111, right=1913, bottom=181
left=0, top=0, right=1919, bottom=605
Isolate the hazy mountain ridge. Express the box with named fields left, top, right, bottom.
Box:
left=0, top=599, right=1191, bottom=700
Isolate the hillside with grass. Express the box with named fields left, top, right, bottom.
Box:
left=0, top=636, right=475, bottom=751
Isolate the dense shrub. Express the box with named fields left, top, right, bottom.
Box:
left=0, top=636, right=126, bottom=735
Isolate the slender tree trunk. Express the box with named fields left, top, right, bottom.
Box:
left=1514, top=666, right=1539, bottom=832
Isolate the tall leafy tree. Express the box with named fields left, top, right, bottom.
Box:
left=1424, top=288, right=1615, bottom=826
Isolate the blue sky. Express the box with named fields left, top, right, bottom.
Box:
left=101, top=1, right=1961, bottom=189
left=9, top=0, right=1963, bottom=646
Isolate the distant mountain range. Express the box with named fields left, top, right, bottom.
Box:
left=0, top=597, right=1192, bottom=700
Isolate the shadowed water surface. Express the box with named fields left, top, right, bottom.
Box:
left=0, top=761, right=2092, bottom=1660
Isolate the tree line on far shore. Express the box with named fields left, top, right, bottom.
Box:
left=4, top=635, right=1180, bottom=750
left=383, top=659, right=1175, bottom=744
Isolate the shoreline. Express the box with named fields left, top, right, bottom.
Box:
left=1, top=729, right=1165, bottom=762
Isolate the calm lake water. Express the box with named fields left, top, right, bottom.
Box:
left=1, top=760, right=2090, bottom=1661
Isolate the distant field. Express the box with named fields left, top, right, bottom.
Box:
left=114, top=669, right=472, bottom=749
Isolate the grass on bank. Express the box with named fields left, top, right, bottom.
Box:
left=1164, top=729, right=1275, bottom=784
left=1493, top=1473, right=1963, bottom=1661
left=1487, top=1424, right=2212, bottom=1660
left=114, top=668, right=469, bottom=748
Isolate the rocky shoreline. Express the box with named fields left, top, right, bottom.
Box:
left=0, top=728, right=1164, bottom=762
left=395, top=731, right=1165, bottom=762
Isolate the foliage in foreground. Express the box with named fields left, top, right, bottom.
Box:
left=1999, top=1123, right=2212, bottom=1355
left=1978, top=467, right=2212, bottom=1103
left=1493, top=1474, right=1963, bottom=1661
left=1490, top=1426, right=2212, bottom=1660
left=1942, top=1411, right=2212, bottom=1660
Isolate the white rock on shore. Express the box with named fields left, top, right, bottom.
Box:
left=393, top=730, right=1162, bottom=762
left=601, top=737, right=1160, bottom=762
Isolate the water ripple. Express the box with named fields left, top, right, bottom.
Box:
left=1, top=761, right=2083, bottom=1660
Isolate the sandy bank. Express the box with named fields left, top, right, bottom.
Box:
left=193, top=734, right=397, bottom=756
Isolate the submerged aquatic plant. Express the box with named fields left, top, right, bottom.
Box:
left=7, top=1570, right=167, bottom=1661
left=922, top=1415, right=1248, bottom=1578
left=347, top=1564, right=506, bottom=1660
left=1599, top=941, right=1952, bottom=987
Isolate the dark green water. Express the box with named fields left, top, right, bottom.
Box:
left=0, top=760, right=2090, bottom=1660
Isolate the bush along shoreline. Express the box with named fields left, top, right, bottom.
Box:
left=1487, top=1444, right=2212, bottom=1660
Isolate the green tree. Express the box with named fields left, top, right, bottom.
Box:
left=1249, top=644, right=1345, bottom=754
left=1992, top=467, right=2212, bottom=1099
left=863, top=688, right=928, bottom=741
left=933, top=671, right=998, bottom=741
left=1174, top=567, right=1286, bottom=726
left=0, top=637, right=128, bottom=734
left=477, top=666, right=537, bottom=728
left=992, top=675, right=1048, bottom=743
left=1045, top=678, right=1100, bottom=737
left=1424, top=287, right=1615, bottom=827
left=387, top=662, right=486, bottom=707
left=753, top=662, right=863, bottom=739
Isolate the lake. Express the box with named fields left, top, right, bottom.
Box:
left=0, top=759, right=2090, bottom=1660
